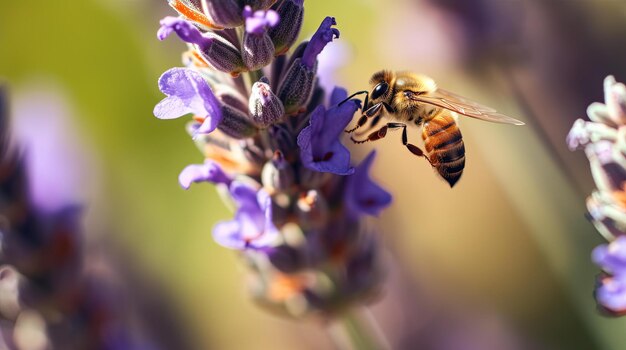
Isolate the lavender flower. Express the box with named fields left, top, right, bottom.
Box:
left=155, top=67, right=223, bottom=134
left=213, top=182, right=280, bottom=250
left=593, top=236, right=626, bottom=315
left=156, top=0, right=391, bottom=317
left=0, top=86, right=181, bottom=348
left=568, top=75, right=626, bottom=315
left=179, top=159, right=232, bottom=188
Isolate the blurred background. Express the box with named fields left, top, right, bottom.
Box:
left=2, top=0, right=626, bottom=349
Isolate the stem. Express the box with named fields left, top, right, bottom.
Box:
left=329, top=307, right=390, bottom=350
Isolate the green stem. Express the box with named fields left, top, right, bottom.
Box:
left=330, top=307, right=390, bottom=350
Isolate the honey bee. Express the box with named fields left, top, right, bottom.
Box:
left=344, top=71, right=524, bottom=187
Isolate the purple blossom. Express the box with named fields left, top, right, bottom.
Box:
left=345, top=151, right=392, bottom=218
left=593, top=236, right=626, bottom=313
left=297, top=96, right=359, bottom=175
left=301, top=17, right=340, bottom=69
left=243, top=6, right=279, bottom=35
left=179, top=160, right=231, bottom=189
left=157, top=16, right=213, bottom=50
left=154, top=67, right=222, bottom=134
left=213, top=182, right=280, bottom=250
left=13, top=87, right=90, bottom=213
left=596, top=275, right=626, bottom=314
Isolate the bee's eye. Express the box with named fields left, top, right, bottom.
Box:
left=371, top=82, right=389, bottom=100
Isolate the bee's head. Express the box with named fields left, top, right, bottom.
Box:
left=368, top=70, right=393, bottom=102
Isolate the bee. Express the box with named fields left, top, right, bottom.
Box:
left=343, top=70, right=524, bottom=187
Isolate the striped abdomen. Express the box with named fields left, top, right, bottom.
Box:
left=422, top=112, right=465, bottom=187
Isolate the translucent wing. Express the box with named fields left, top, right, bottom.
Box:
left=409, top=88, right=525, bottom=125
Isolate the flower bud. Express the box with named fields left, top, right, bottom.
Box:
left=201, top=32, right=246, bottom=76
left=269, top=0, right=304, bottom=55
left=214, top=87, right=249, bottom=115
left=242, top=7, right=279, bottom=70
left=202, top=0, right=245, bottom=28
left=250, top=80, right=284, bottom=127
left=277, top=58, right=315, bottom=114
left=217, top=105, right=258, bottom=139
left=158, top=17, right=246, bottom=76
left=262, top=151, right=294, bottom=192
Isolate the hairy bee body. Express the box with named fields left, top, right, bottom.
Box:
left=347, top=70, right=522, bottom=187
left=421, top=111, right=465, bottom=187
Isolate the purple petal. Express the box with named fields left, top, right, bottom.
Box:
left=321, top=100, right=360, bottom=148
left=346, top=151, right=392, bottom=217
left=230, top=181, right=260, bottom=205
left=330, top=87, right=348, bottom=106
left=158, top=16, right=213, bottom=50
left=593, top=236, right=626, bottom=276
left=297, top=106, right=355, bottom=175
left=596, top=276, right=626, bottom=312
left=178, top=160, right=231, bottom=189
left=213, top=221, right=246, bottom=250
left=243, top=6, right=280, bottom=35
left=301, top=17, right=340, bottom=69
left=212, top=183, right=279, bottom=250
left=154, top=68, right=223, bottom=134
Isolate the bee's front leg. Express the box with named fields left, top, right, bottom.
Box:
left=345, top=102, right=383, bottom=133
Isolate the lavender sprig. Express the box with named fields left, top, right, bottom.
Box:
left=155, top=0, right=392, bottom=318
left=567, top=75, right=626, bottom=315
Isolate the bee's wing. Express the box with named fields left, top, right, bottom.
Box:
left=410, top=88, right=525, bottom=125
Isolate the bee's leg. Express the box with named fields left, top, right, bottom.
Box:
left=388, top=122, right=433, bottom=166
left=345, top=102, right=383, bottom=133
left=350, top=124, right=389, bottom=144
left=382, top=102, right=395, bottom=113
left=351, top=122, right=432, bottom=166
left=355, top=114, right=382, bottom=137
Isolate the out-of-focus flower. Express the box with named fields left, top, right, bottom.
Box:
left=593, top=236, right=626, bottom=315
left=345, top=151, right=392, bottom=218
left=213, top=182, right=279, bottom=250
left=568, top=76, right=626, bottom=315
left=0, top=85, right=179, bottom=348
left=12, top=86, right=90, bottom=213
left=179, top=159, right=232, bottom=189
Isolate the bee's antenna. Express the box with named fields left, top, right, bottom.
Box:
left=339, top=90, right=369, bottom=106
